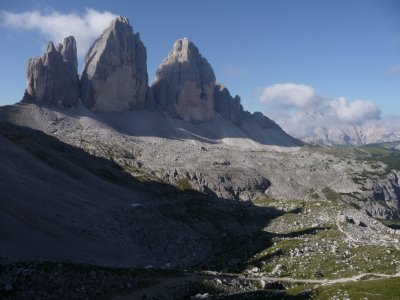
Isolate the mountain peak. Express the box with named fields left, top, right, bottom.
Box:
left=113, top=16, right=130, bottom=25
left=173, top=37, right=195, bottom=50
left=80, top=16, right=150, bottom=112
left=23, top=36, right=79, bottom=108
left=60, top=36, right=78, bottom=71
left=46, top=41, right=56, bottom=53
left=152, top=38, right=216, bottom=122
left=170, top=38, right=202, bottom=63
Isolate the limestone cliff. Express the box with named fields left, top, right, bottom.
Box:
left=152, top=38, right=216, bottom=122
left=80, top=16, right=150, bottom=112
left=23, top=36, right=79, bottom=108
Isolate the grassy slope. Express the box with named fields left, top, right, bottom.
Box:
left=313, top=277, right=400, bottom=300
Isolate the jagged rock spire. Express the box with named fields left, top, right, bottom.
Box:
left=80, top=16, right=151, bottom=112
left=23, top=36, right=79, bottom=107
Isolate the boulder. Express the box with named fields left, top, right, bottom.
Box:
left=152, top=38, right=216, bottom=122
left=80, top=16, right=150, bottom=112
left=23, top=36, right=79, bottom=108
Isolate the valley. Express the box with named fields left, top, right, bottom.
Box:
left=1, top=115, right=400, bottom=299
left=0, top=13, right=399, bottom=300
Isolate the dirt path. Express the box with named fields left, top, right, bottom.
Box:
left=112, top=271, right=400, bottom=299
left=257, top=272, right=399, bottom=285
left=335, top=215, right=358, bottom=242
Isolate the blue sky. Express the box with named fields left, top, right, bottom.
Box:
left=0, top=0, right=399, bottom=136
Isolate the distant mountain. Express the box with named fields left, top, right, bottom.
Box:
left=302, top=123, right=400, bottom=146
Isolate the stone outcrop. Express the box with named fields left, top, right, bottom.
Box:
left=152, top=38, right=216, bottom=122
left=214, top=83, right=244, bottom=126
left=80, top=16, right=150, bottom=112
left=23, top=36, right=79, bottom=107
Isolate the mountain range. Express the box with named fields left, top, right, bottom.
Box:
left=303, top=123, right=400, bottom=146
left=20, top=16, right=300, bottom=148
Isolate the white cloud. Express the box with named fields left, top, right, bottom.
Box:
left=329, top=97, right=381, bottom=124
left=259, top=83, right=317, bottom=108
left=258, top=83, right=383, bottom=138
left=0, top=8, right=118, bottom=56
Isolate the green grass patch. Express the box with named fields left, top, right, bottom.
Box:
left=305, top=144, right=400, bottom=172
left=252, top=197, right=278, bottom=206
left=313, top=277, right=400, bottom=300
left=246, top=227, right=400, bottom=280
left=321, top=187, right=341, bottom=202
left=376, top=218, right=400, bottom=230
left=176, top=178, right=193, bottom=191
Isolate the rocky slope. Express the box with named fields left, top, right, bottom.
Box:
left=1, top=122, right=400, bottom=299
left=0, top=121, right=278, bottom=268
left=0, top=103, right=398, bottom=220
left=23, top=36, right=79, bottom=108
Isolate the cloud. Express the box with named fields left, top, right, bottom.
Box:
left=259, top=83, right=317, bottom=108
left=258, top=83, right=383, bottom=138
left=329, top=97, right=381, bottom=124
left=388, top=64, right=400, bottom=76
left=0, top=8, right=118, bottom=56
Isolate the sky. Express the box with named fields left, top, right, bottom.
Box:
left=0, top=0, right=399, bottom=138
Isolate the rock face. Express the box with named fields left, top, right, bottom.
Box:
left=80, top=16, right=150, bottom=112
left=152, top=38, right=216, bottom=122
left=214, top=83, right=244, bottom=126
left=250, top=111, right=281, bottom=129
left=23, top=36, right=79, bottom=107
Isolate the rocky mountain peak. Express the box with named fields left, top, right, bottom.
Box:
left=170, top=38, right=201, bottom=62
left=60, top=36, right=78, bottom=72
left=113, top=15, right=130, bottom=25
left=46, top=41, right=56, bottom=53
left=152, top=38, right=216, bottom=122
left=80, top=16, right=150, bottom=112
left=23, top=36, right=79, bottom=108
